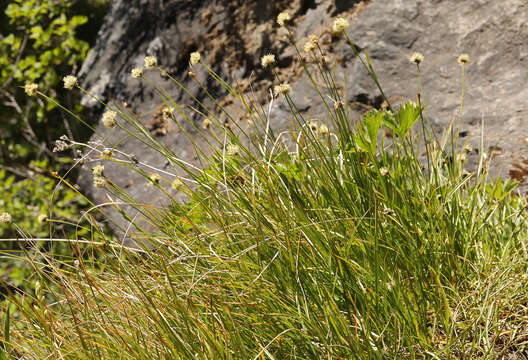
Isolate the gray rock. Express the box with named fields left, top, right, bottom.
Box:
left=77, top=0, right=528, bottom=236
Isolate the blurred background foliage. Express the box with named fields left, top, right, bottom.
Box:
left=0, top=0, right=109, bottom=294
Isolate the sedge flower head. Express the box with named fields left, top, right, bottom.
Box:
left=102, top=148, right=113, bottom=157
left=261, top=54, right=275, bottom=68
left=318, top=124, right=329, bottom=135
left=37, top=214, right=48, bottom=223
left=131, top=67, right=143, bottom=78
left=277, top=12, right=291, bottom=27
left=334, top=100, right=344, bottom=109
left=144, top=56, right=157, bottom=68
left=63, top=75, right=78, bottom=89
left=409, top=52, right=424, bottom=64
left=0, top=212, right=12, bottom=224
left=304, top=35, right=318, bottom=53
left=92, top=165, right=104, bottom=177
left=308, top=121, right=319, bottom=132
left=202, top=118, right=212, bottom=129
left=190, top=52, right=201, bottom=66
left=457, top=53, right=470, bottom=64
left=102, top=110, right=117, bottom=129
left=25, top=83, right=38, bottom=96
left=93, top=176, right=105, bottom=188
left=162, top=106, right=175, bottom=118
left=273, top=83, right=292, bottom=98
left=171, top=177, right=184, bottom=191
left=226, top=144, right=240, bottom=156
left=379, top=167, right=389, bottom=176
left=149, top=173, right=161, bottom=184
left=333, top=17, right=349, bottom=33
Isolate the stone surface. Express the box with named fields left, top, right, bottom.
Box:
left=77, top=0, right=528, bottom=234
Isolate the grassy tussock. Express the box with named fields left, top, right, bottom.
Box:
left=2, top=14, right=528, bottom=360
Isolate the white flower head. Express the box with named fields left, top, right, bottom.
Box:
left=458, top=53, right=470, bottom=65
left=190, top=52, right=201, bottom=66
left=93, top=176, right=105, bottom=188
left=162, top=106, right=175, bottom=118
left=144, top=56, right=157, bottom=69
left=131, top=67, right=143, bottom=78
left=273, top=83, right=292, bottom=97
left=0, top=212, right=12, bottom=224
left=92, top=165, right=104, bottom=177
left=261, top=54, right=275, bottom=68
left=304, top=35, right=318, bottom=53
left=202, top=118, right=212, bottom=129
left=226, top=144, right=240, bottom=156
left=171, top=177, right=184, bottom=191
left=409, top=52, right=424, bottom=64
left=63, top=75, right=78, bottom=89
left=25, top=83, right=38, bottom=96
left=150, top=173, right=161, bottom=184
left=102, top=110, right=117, bottom=129
left=333, top=17, right=349, bottom=33
left=277, top=12, right=291, bottom=27
left=102, top=148, right=113, bottom=157
left=319, top=124, right=329, bottom=135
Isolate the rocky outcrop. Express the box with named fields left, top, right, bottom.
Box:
left=77, top=0, right=528, bottom=233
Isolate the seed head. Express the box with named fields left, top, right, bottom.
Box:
left=409, top=52, right=424, bottom=64
left=25, top=83, right=38, bottom=96
left=304, top=35, right=318, bottom=53
left=333, top=17, right=349, bottom=33
left=457, top=53, right=470, bottom=65
left=190, top=52, right=201, bottom=66
left=63, top=75, right=78, bottom=89
left=37, top=214, right=48, bottom=223
left=0, top=212, right=12, bottom=224
left=93, top=176, right=105, bottom=188
left=277, top=12, right=291, bottom=27
left=92, top=165, right=104, bottom=177
left=273, top=83, right=292, bottom=98
left=261, top=54, right=275, bottom=68
left=131, top=67, right=143, bottom=78
left=171, top=177, right=184, bottom=191
left=102, top=110, right=117, bottom=129
left=144, top=56, right=157, bottom=68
